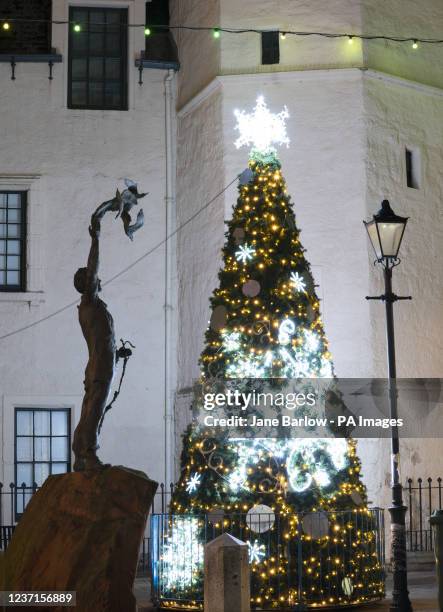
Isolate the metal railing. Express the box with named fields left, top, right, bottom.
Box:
left=0, top=480, right=176, bottom=566
left=407, top=477, right=442, bottom=552
left=150, top=509, right=386, bottom=609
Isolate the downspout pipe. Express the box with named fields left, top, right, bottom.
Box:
left=164, top=68, right=177, bottom=489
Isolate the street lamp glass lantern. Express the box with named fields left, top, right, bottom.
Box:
left=364, top=200, right=408, bottom=261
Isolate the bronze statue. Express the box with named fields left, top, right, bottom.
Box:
left=72, top=185, right=146, bottom=471
left=94, top=179, right=147, bottom=241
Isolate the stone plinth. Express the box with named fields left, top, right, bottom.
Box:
left=204, top=533, right=250, bottom=612
left=1, top=466, right=157, bottom=612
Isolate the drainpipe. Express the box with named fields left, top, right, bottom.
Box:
left=164, top=68, right=177, bottom=489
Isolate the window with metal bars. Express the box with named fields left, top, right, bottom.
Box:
left=261, top=31, right=280, bottom=65
left=15, top=408, right=71, bottom=516
left=68, top=7, right=128, bottom=110
left=0, top=191, right=27, bottom=292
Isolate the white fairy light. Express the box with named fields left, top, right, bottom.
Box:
left=226, top=356, right=265, bottom=378
left=161, top=517, right=204, bottom=590
left=320, top=357, right=333, bottom=378
left=235, top=244, right=255, bottom=263
left=313, top=468, right=331, bottom=487
left=290, top=271, right=306, bottom=292
left=186, top=472, right=201, bottom=493
left=304, top=329, right=320, bottom=352
left=326, top=438, right=348, bottom=471
left=278, top=319, right=295, bottom=345
left=234, top=96, right=290, bottom=154
left=222, top=331, right=241, bottom=352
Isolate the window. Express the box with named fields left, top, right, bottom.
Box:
left=261, top=31, right=280, bottom=65
left=15, top=408, right=71, bottom=514
left=405, top=147, right=421, bottom=189
left=68, top=7, right=128, bottom=110
left=0, top=191, right=27, bottom=292
left=144, top=0, right=178, bottom=66
left=0, top=0, right=52, bottom=54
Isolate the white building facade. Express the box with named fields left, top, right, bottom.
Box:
left=0, top=0, right=179, bottom=501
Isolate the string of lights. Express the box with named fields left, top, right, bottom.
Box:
left=0, top=175, right=240, bottom=342
left=1, top=18, right=442, bottom=47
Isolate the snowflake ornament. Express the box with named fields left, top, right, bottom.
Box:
left=234, top=96, right=290, bottom=154
left=186, top=473, right=201, bottom=494
left=228, top=468, right=248, bottom=492
left=222, top=331, right=241, bottom=352
left=235, top=244, right=255, bottom=263
left=304, top=330, right=320, bottom=352
left=247, top=539, right=267, bottom=564
left=290, top=272, right=306, bottom=292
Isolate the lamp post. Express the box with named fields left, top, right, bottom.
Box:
left=364, top=199, right=412, bottom=612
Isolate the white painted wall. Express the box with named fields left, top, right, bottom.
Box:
left=170, top=0, right=221, bottom=107
left=361, top=72, right=443, bottom=511
left=0, top=0, right=176, bottom=487
left=219, top=0, right=363, bottom=75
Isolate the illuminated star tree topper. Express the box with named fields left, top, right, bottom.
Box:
left=234, top=95, right=290, bottom=156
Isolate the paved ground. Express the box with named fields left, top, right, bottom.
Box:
left=134, top=571, right=439, bottom=611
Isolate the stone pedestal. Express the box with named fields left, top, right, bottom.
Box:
left=1, top=466, right=157, bottom=612
left=204, top=533, right=250, bottom=612
left=430, top=510, right=443, bottom=612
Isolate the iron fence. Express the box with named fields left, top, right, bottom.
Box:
left=0, top=480, right=176, bottom=570
left=151, top=509, right=386, bottom=610
left=406, top=477, right=442, bottom=552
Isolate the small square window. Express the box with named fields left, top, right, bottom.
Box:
left=405, top=148, right=421, bottom=189
left=261, top=31, right=280, bottom=65
left=0, top=191, right=27, bottom=292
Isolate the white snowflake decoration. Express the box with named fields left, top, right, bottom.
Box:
left=222, top=331, right=241, bottom=352
left=186, top=472, right=201, bottom=494
left=228, top=468, right=248, bottom=492
left=247, top=539, right=267, bottom=564
left=304, top=330, right=320, bottom=352
left=290, top=271, right=306, bottom=292
left=235, top=244, right=255, bottom=264
left=234, top=96, right=290, bottom=154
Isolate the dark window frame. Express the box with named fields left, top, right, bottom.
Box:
left=405, top=148, right=420, bottom=190
left=261, top=31, right=280, bottom=65
left=14, top=407, right=71, bottom=519
left=68, top=6, right=128, bottom=111
left=0, top=191, right=27, bottom=293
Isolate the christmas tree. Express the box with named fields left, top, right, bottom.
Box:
left=161, top=97, right=384, bottom=609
